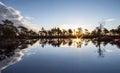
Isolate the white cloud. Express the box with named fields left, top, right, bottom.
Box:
left=105, top=18, right=116, bottom=22
left=0, top=2, right=39, bottom=32
left=0, top=49, right=24, bottom=71
left=24, top=16, right=34, bottom=20
left=0, top=2, right=23, bottom=26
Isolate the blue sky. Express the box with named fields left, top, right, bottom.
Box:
left=1, top=0, right=120, bottom=30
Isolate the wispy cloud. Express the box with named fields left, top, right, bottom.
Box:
left=105, top=18, right=116, bottom=22
left=24, top=16, right=34, bottom=20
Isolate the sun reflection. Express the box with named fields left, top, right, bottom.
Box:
left=73, top=38, right=82, bottom=43
left=60, top=38, right=83, bottom=48
left=73, top=38, right=83, bottom=47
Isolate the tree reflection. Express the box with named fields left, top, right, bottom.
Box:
left=38, top=38, right=120, bottom=57
left=39, top=38, right=82, bottom=48
left=0, top=38, right=120, bottom=62
left=90, top=38, right=120, bottom=57
left=84, top=39, right=90, bottom=46
left=0, top=39, right=38, bottom=61
left=91, top=39, right=106, bottom=57
left=0, top=39, right=39, bottom=73
left=38, top=38, right=120, bottom=49
left=97, top=40, right=105, bottom=57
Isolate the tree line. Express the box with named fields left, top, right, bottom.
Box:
left=0, top=19, right=120, bottom=39
left=0, top=19, right=38, bottom=39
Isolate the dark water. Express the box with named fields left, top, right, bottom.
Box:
left=0, top=39, right=120, bottom=73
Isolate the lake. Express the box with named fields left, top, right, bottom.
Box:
left=0, top=39, right=120, bottom=73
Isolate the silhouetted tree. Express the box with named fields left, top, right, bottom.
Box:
left=48, top=30, right=52, bottom=36
left=68, top=29, right=73, bottom=36
left=1, top=19, right=18, bottom=38
left=41, top=27, right=47, bottom=36
left=18, top=26, right=29, bottom=37
left=84, top=29, right=90, bottom=36
left=117, top=25, right=120, bottom=35
left=103, top=28, right=109, bottom=36
left=56, top=27, right=62, bottom=36
left=62, top=29, right=67, bottom=36
left=110, top=29, right=116, bottom=36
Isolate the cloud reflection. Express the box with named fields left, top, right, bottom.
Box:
left=0, top=49, right=24, bottom=72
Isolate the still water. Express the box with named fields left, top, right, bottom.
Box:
left=0, top=39, right=120, bottom=73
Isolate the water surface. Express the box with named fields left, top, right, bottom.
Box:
left=0, top=39, right=120, bottom=73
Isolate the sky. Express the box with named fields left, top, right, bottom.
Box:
left=0, top=0, right=120, bottom=30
